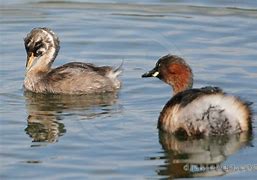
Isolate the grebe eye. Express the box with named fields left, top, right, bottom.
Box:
left=35, top=49, right=45, bottom=56
left=155, top=62, right=161, bottom=68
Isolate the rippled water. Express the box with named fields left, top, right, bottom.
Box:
left=1, top=1, right=257, bottom=179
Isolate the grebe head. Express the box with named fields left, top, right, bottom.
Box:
left=142, top=54, right=193, bottom=94
left=24, top=27, right=60, bottom=73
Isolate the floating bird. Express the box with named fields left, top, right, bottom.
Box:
left=24, top=27, right=122, bottom=94
left=142, top=54, right=252, bottom=136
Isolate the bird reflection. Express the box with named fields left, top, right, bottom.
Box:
left=24, top=91, right=120, bottom=145
left=150, top=131, right=252, bottom=178
left=25, top=112, right=65, bottom=144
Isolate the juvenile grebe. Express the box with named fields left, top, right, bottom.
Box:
left=24, top=27, right=121, bottom=94
left=142, top=55, right=252, bottom=136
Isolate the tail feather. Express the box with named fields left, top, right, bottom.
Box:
left=108, top=60, right=123, bottom=78
left=114, top=60, right=123, bottom=76
left=106, top=61, right=123, bottom=89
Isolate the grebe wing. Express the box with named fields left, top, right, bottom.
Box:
left=167, top=86, right=224, bottom=107
left=45, top=62, right=112, bottom=82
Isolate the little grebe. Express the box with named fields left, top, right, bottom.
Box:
left=24, top=27, right=121, bottom=94
left=142, top=55, right=252, bottom=136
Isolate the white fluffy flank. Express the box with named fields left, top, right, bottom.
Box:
left=176, top=94, right=250, bottom=134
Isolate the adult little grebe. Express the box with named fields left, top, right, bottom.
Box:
left=142, top=54, right=252, bottom=136
left=24, top=27, right=121, bottom=94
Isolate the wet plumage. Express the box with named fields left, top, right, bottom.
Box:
left=142, top=55, right=252, bottom=136
left=23, top=27, right=122, bottom=94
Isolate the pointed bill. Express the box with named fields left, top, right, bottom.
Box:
left=142, top=68, right=159, bottom=78
left=26, top=52, right=35, bottom=71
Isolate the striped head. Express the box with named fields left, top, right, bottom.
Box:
left=24, top=27, right=60, bottom=72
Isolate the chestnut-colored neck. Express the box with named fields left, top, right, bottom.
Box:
left=172, top=75, right=193, bottom=95
left=165, top=63, right=193, bottom=95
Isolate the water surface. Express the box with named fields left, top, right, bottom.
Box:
left=1, top=0, right=257, bottom=179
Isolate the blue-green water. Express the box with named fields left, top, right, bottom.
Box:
left=1, top=1, right=257, bottom=179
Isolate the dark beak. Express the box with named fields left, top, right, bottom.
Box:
left=142, top=68, right=159, bottom=78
